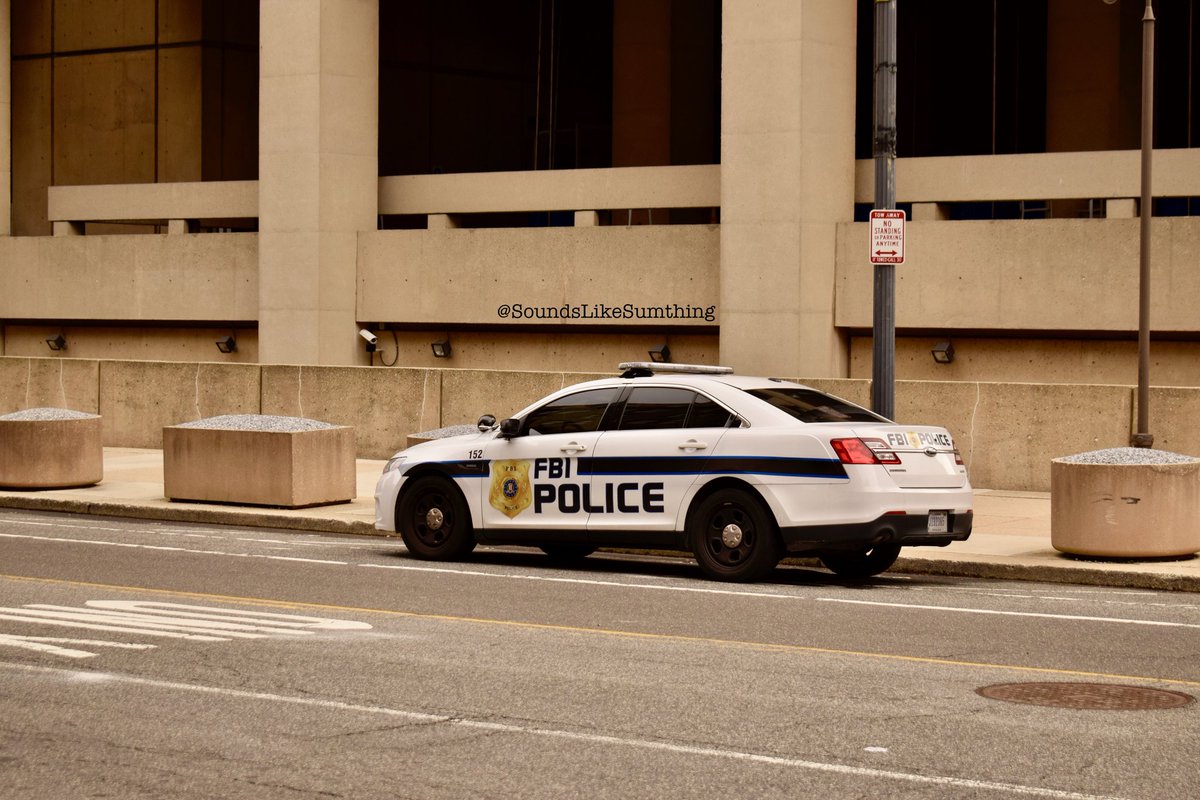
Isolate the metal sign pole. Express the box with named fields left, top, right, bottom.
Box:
left=1132, top=0, right=1155, bottom=448
left=871, top=0, right=898, bottom=420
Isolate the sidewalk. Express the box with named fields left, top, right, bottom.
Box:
left=1, top=448, right=1197, bottom=592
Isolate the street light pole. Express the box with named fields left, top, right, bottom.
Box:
left=871, top=0, right=898, bottom=420
left=1132, top=0, right=1155, bottom=448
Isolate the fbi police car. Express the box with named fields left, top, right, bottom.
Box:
left=375, top=363, right=972, bottom=582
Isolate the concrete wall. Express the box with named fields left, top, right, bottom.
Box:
left=358, top=226, right=719, bottom=327
left=2, top=326, right=260, bottom=363
left=97, top=360, right=260, bottom=448
left=849, top=337, right=1200, bottom=387
left=261, top=365, right=439, bottom=462
left=3, top=356, right=1198, bottom=492
left=371, top=330, right=718, bottom=374
left=0, top=357, right=99, bottom=412
left=718, top=0, right=856, bottom=378
left=835, top=218, right=1200, bottom=333
left=378, top=164, right=718, bottom=214
left=852, top=149, right=1200, bottom=205
left=257, top=0, right=378, bottom=366
left=0, top=233, right=258, bottom=321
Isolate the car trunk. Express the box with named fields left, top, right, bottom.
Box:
left=855, top=426, right=968, bottom=489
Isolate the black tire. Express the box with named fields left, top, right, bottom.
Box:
left=539, top=544, right=597, bottom=561
left=688, top=489, right=782, bottom=582
left=819, top=543, right=901, bottom=579
left=397, top=476, right=476, bottom=560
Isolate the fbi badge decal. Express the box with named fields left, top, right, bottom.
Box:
left=489, top=459, right=532, bottom=518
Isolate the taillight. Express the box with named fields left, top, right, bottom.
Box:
left=954, top=449, right=964, bottom=466
left=831, top=437, right=900, bottom=465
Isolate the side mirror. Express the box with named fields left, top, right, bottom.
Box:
left=499, top=418, right=522, bottom=438
left=477, top=414, right=497, bottom=432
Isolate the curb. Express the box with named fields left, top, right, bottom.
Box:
left=891, top=555, right=1200, bottom=593
left=0, top=495, right=379, bottom=538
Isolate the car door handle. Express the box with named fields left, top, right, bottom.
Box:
left=560, top=442, right=588, bottom=453
left=678, top=440, right=709, bottom=450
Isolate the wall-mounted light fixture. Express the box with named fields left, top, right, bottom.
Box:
left=215, top=335, right=237, bottom=354
left=648, top=343, right=671, bottom=363
left=431, top=339, right=452, bottom=359
left=931, top=341, right=955, bottom=364
left=45, top=334, right=67, bottom=351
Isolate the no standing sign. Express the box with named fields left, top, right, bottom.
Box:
left=869, top=209, right=905, bottom=264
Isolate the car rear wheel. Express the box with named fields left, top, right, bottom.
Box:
left=539, top=544, right=597, bottom=561
left=689, top=489, right=781, bottom=582
left=397, top=476, right=476, bottom=560
left=819, top=543, right=901, bottom=579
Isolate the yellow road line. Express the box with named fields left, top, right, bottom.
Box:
left=4, top=572, right=1199, bottom=689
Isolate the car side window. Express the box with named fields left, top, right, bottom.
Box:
left=687, top=393, right=735, bottom=428
left=523, top=388, right=620, bottom=435
left=618, top=387, right=694, bottom=430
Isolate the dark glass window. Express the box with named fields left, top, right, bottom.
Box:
left=616, top=388, right=735, bottom=430
left=746, top=389, right=886, bottom=424
left=379, top=0, right=720, bottom=177
left=618, top=388, right=693, bottom=430
left=524, top=388, right=620, bottom=435
left=687, top=394, right=735, bottom=428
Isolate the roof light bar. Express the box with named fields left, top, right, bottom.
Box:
left=617, top=362, right=735, bottom=376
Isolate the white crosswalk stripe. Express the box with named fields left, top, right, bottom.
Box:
left=0, top=600, right=371, bottom=659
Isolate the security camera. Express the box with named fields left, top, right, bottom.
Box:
left=359, top=329, right=377, bottom=345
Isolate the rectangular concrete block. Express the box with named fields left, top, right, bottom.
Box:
left=163, top=425, right=355, bottom=507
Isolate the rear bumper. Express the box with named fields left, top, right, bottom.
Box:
left=780, top=510, right=973, bottom=553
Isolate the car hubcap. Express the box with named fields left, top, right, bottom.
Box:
left=708, top=506, right=754, bottom=566
left=425, top=507, right=445, bottom=531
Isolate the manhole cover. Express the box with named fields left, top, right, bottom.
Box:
left=977, top=682, right=1194, bottom=711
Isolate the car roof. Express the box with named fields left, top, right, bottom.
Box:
left=506, top=364, right=836, bottom=424
left=612, top=362, right=811, bottom=391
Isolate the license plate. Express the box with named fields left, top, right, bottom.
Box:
left=928, top=511, right=949, bottom=534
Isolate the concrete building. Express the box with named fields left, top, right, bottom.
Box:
left=2, top=0, right=1199, bottom=385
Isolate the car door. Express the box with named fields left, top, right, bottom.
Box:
left=479, top=387, right=620, bottom=540
left=586, top=387, right=736, bottom=542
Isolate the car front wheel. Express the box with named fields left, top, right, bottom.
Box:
left=819, top=543, right=901, bottom=579
left=397, top=476, right=476, bottom=560
left=689, top=489, right=781, bottom=582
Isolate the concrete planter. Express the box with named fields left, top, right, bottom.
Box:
left=405, top=424, right=481, bottom=450
left=1051, top=454, right=1200, bottom=559
left=0, top=409, right=103, bottom=489
left=163, top=415, right=356, bottom=508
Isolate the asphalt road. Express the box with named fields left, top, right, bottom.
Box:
left=1, top=508, right=1197, bottom=799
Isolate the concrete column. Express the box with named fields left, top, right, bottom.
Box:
left=1, top=0, right=11, bottom=236
left=258, top=0, right=378, bottom=365
left=719, top=0, right=856, bottom=378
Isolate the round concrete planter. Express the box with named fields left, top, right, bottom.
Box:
left=0, top=410, right=103, bottom=489
left=1051, top=457, right=1200, bottom=558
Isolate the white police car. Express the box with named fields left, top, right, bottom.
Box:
left=375, top=363, right=972, bottom=582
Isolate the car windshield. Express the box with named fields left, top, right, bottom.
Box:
left=745, top=388, right=887, bottom=423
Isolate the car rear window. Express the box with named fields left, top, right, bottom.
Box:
left=745, top=388, right=886, bottom=423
